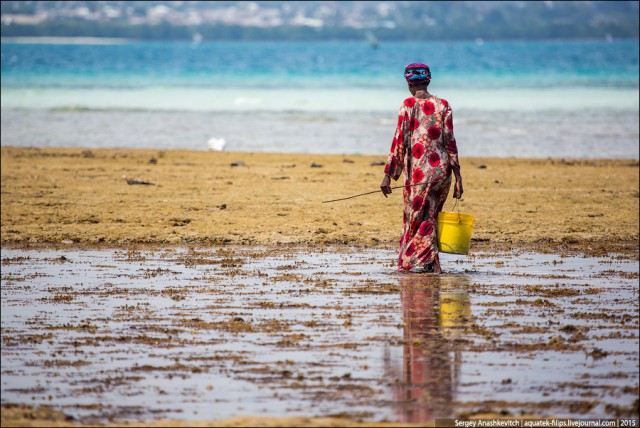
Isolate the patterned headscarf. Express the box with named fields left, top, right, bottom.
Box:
left=404, top=63, right=431, bottom=86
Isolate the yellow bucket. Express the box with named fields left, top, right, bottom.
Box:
left=437, top=211, right=474, bottom=255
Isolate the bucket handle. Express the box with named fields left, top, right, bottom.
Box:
left=452, top=198, right=461, bottom=223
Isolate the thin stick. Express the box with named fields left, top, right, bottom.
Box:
left=322, top=182, right=426, bottom=203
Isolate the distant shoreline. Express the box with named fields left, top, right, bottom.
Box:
left=2, top=36, right=638, bottom=44
left=1, top=36, right=132, bottom=45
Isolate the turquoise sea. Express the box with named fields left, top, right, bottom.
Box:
left=1, top=39, right=639, bottom=158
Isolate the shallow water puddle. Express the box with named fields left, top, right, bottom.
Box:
left=1, top=246, right=638, bottom=423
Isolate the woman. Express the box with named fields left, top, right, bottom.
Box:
left=380, top=63, right=463, bottom=274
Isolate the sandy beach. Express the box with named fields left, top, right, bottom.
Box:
left=1, top=146, right=638, bottom=254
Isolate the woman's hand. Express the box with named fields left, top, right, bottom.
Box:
left=453, top=178, right=463, bottom=199
left=380, top=175, right=392, bottom=198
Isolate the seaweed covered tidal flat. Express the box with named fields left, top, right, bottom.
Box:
left=1, top=147, right=638, bottom=254
left=1, top=147, right=638, bottom=426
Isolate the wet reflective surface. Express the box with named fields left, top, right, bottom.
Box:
left=1, top=246, right=638, bottom=423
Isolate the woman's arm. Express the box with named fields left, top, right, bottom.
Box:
left=452, top=167, right=463, bottom=199
left=380, top=106, right=408, bottom=196
left=443, top=102, right=463, bottom=199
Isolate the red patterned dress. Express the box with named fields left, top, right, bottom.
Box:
left=384, top=96, right=460, bottom=272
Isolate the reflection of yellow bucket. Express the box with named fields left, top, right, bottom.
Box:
left=439, top=291, right=471, bottom=327
left=437, top=211, right=474, bottom=255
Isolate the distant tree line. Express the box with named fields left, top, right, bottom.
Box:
left=2, top=19, right=638, bottom=41
left=2, top=0, right=639, bottom=42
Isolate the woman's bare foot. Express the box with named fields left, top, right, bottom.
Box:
left=425, top=259, right=442, bottom=274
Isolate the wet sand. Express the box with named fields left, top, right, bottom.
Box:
left=2, top=246, right=638, bottom=427
left=1, top=146, right=638, bottom=254
left=1, top=147, right=639, bottom=426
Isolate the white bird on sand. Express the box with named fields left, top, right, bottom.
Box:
left=207, top=137, right=226, bottom=151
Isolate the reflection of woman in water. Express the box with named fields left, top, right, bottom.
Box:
left=384, top=274, right=470, bottom=423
